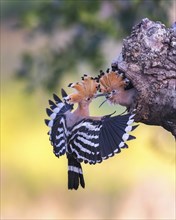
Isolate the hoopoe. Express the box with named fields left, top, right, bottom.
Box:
left=98, top=68, right=137, bottom=108
left=45, top=75, right=138, bottom=190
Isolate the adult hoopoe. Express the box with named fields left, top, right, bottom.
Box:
left=98, top=68, right=137, bottom=108
left=45, top=75, right=138, bottom=190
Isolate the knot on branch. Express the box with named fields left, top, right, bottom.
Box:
left=122, top=18, right=175, bottom=70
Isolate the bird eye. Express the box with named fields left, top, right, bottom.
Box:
left=86, top=97, right=90, bottom=101
left=112, top=90, right=116, bottom=94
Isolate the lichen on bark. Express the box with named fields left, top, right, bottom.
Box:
left=113, top=18, right=176, bottom=137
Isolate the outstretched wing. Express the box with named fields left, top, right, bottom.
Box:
left=99, top=113, right=138, bottom=160
left=68, top=113, right=138, bottom=164
left=45, top=89, right=73, bottom=157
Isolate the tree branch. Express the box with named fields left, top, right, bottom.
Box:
left=113, top=18, right=176, bottom=137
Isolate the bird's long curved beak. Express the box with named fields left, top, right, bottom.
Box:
left=99, top=99, right=107, bottom=108
left=94, top=93, right=108, bottom=108
left=94, top=93, right=106, bottom=98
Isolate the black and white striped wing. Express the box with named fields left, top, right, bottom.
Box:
left=45, top=89, right=73, bottom=157
left=68, top=119, right=103, bottom=164
left=49, top=115, right=68, bottom=157
left=99, top=113, right=138, bottom=160
left=68, top=113, right=138, bottom=164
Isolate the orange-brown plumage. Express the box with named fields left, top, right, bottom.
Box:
left=99, top=70, right=136, bottom=107
left=99, top=70, right=127, bottom=93
left=66, top=76, right=98, bottom=104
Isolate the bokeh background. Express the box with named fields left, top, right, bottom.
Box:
left=1, top=0, right=175, bottom=219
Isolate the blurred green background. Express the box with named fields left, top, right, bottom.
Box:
left=1, top=0, right=175, bottom=219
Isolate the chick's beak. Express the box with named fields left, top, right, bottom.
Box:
left=99, top=92, right=114, bottom=108
left=99, top=99, right=107, bottom=108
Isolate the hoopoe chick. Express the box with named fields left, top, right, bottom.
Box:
left=98, top=69, right=136, bottom=107
left=45, top=75, right=138, bottom=190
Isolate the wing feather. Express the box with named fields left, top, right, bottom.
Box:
left=68, top=119, right=102, bottom=164
left=45, top=90, right=73, bottom=158
left=49, top=115, right=67, bottom=157
left=68, top=113, right=138, bottom=164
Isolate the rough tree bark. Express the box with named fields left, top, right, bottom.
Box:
left=112, top=18, right=176, bottom=137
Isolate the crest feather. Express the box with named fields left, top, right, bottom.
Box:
left=67, top=76, right=98, bottom=103
left=99, top=70, right=126, bottom=93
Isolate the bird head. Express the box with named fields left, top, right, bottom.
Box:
left=64, top=75, right=99, bottom=106
left=98, top=69, right=130, bottom=105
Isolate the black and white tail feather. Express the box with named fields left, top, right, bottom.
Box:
left=45, top=91, right=138, bottom=190
left=67, top=154, right=85, bottom=190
